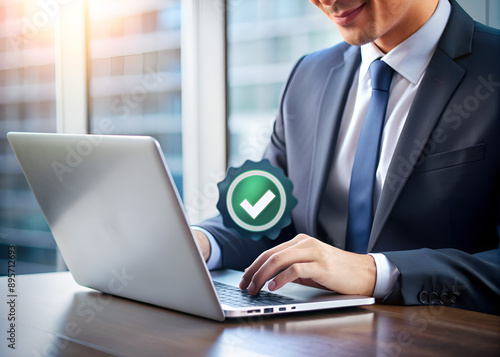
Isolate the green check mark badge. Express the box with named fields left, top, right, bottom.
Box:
left=240, top=190, right=275, bottom=219
left=217, top=160, right=297, bottom=241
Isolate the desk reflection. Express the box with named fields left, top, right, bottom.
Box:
left=51, top=291, right=375, bottom=357
left=210, top=310, right=375, bottom=357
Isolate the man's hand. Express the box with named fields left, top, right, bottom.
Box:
left=239, top=234, right=377, bottom=296
left=193, top=230, right=211, bottom=262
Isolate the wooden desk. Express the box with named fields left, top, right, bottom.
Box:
left=1, top=272, right=499, bottom=356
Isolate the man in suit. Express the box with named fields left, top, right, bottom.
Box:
left=193, top=0, right=500, bottom=315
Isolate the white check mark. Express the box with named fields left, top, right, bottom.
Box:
left=240, top=190, right=276, bottom=219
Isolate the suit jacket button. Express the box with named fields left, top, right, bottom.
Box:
left=419, top=290, right=429, bottom=304
left=429, top=291, right=441, bottom=304
left=450, top=293, right=458, bottom=304
left=440, top=293, right=451, bottom=304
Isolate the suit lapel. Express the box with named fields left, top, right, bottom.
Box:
left=305, top=47, right=360, bottom=235
left=368, top=0, right=474, bottom=251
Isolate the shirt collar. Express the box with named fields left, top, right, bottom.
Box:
left=359, top=0, right=451, bottom=85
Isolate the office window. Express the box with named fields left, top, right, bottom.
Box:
left=227, top=0, right=342, bottom=167
left=0, top=1, right=58, bottom=274
left=88, top=0, right=183, bottom=194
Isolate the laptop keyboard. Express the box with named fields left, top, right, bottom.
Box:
left=214, top=281, right=295, bottom=307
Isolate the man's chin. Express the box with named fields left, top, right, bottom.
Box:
left=338, top=29, right=376, bottom=47
left=344, top=37, right=372, bottom=47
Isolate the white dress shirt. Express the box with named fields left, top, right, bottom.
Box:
left=198, top=0, right=451, bottom=299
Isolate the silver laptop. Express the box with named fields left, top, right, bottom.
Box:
left=7, top=132, right=374, bottom=321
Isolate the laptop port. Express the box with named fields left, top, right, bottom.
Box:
left=279, top=307, right=286, bottom=312
left=264, top=308, right=273, bottom=313
left=247, top=309, right=260, bottom=314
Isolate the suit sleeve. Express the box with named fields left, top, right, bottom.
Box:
left=382, top=243, right=500, bottom=315
left=376, top=20, right=500, bottom=315
left=198, top=56, right=307, bottom=271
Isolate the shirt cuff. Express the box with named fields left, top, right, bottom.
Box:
left=368, top=253, right=400, bottom=299
left=191, top=226, right=223, bottom=270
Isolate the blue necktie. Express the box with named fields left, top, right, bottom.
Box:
left=346, top=59, right=394, bottom=253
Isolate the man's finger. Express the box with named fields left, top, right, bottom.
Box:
left=239, top=235, right=309, bottom=290
left=245, top=245, right=314, bottom=295
left=268, top=262, right=317, bottom=291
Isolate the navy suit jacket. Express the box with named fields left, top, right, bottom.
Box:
left=201, top=0, right=500, bottom=315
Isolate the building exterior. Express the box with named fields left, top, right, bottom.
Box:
left=0, top=0, right=183, bottom=274
left=0, top=1, right=58, bottom=274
